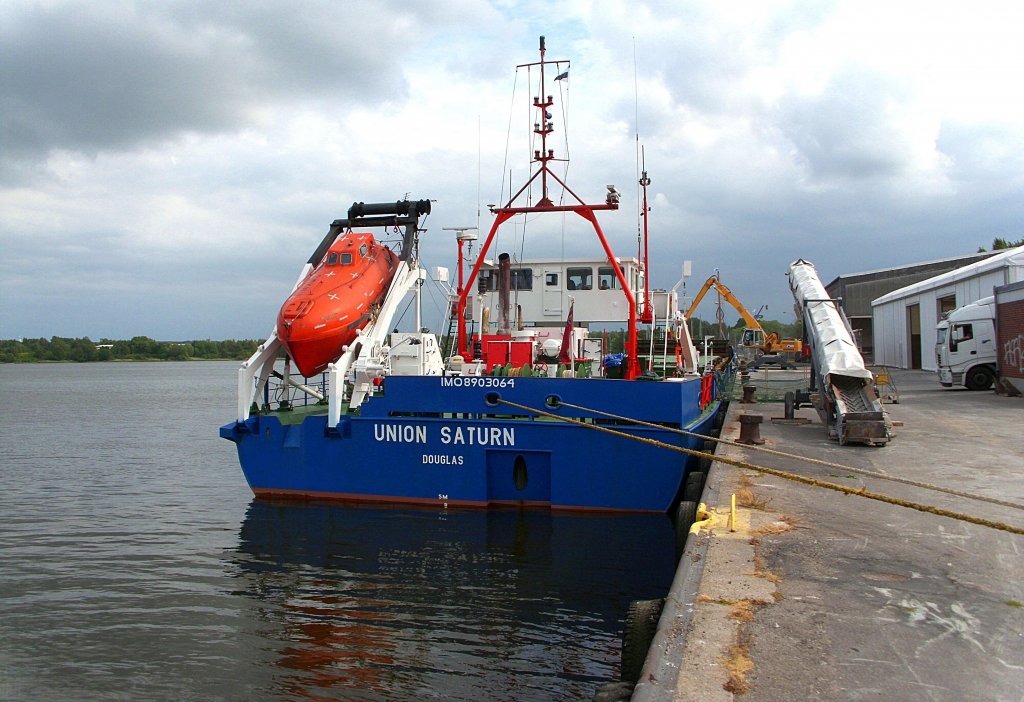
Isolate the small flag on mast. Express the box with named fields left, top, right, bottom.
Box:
left=554, top=69, right=569, bottom=81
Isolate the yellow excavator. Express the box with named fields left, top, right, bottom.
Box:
left=684, top=275, right=803, bottom=358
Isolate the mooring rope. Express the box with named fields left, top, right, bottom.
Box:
left=494, top=398, right=1024, bottom=536
left=554, top=399, right=1024, bottom=513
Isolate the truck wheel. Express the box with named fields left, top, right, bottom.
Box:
left=964, top=366, right=994, bottom=391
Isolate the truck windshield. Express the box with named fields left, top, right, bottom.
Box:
left=936, top=328, right=946, bottom=344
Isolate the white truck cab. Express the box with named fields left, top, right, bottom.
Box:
left=936, top=296, right=997, bottom=390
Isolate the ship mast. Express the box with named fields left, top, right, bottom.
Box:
left=455, top=36, right=641, bottom=380
left=639, top=159, right=653, bottom=325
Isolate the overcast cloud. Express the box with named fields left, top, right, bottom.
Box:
left=2, top=0, right=1023, bottom=340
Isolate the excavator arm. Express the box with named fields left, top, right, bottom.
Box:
left=685, top=274, right=803, bottom=354
left=684, top=275, right=765, bottom=332
left=684, top=276, right=717, bottom=320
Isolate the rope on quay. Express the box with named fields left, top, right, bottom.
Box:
left=554, top=399, right=1024, bottom=513
left=494, top=398, right=1024, bottom=537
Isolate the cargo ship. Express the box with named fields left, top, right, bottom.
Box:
left=220, top=38, right=728, bottom=512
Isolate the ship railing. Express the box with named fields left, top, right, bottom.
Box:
left=258, top=371, right=329, bottom=414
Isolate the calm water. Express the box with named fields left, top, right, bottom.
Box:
left=0, top=362, right=677, bottom=701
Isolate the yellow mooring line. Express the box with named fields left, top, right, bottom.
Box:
left=494, top=398, right=1024, bottom=536
left=555, top=399, right=1024, bottom=513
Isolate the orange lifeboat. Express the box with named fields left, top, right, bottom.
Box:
left=277, top=231, right=399, bottom=377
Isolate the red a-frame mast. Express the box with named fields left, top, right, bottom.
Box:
left=454, top=36, right=641, bottom=380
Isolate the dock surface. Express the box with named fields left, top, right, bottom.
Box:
left=634, top=368, right=1023, bottom=701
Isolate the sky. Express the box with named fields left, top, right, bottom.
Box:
left=3, top=0, right=1023, bottom=341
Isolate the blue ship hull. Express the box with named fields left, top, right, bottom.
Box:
left=222, top=375, right=723, bottom=513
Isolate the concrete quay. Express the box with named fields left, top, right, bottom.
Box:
left=633, top=369, right=1023, bottom=702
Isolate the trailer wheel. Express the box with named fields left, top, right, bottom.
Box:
left=964, top=366, right=994, bottom=391
left=784, top=391, right=795, bottom=420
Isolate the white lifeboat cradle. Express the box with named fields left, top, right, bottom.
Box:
left=235, top=201, right=444, bottom=426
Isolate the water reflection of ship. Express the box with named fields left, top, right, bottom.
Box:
left=233, top=501, right=677, bottom=700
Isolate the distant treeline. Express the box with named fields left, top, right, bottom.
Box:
left=0, top=336, right=261, bottom=363
left=3, top=317, right=803, bottom=364
left=977, top=236, right=1024, bottom=252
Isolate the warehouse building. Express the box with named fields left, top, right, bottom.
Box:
left=871, top=246, right=1024, bottom=370
left=824, top=252, right=994, bottom=362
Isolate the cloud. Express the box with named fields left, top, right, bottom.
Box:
left=0, top=1, right=417, bottom=163
left=774, top=64, right=932, bottom=182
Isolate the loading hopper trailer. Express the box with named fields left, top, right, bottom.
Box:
left=787, top=259, right=890, bottom=446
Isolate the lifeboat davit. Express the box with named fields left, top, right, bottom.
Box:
left=277, top=231, right=399, bottom=377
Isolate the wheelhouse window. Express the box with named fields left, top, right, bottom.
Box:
left=566, top=267, right=592, bottom=291
left=511, top=268, right=533, bottom=290
left=340, top=252, right=353, bottom=265
left=597, top=266, right=619, bottom=290
left=545, top=273, right=559, bottom=286
left=478, top=269, right=533, bottom=291
left=359, top=244, right=369, bottom=257
left=327, top=252, right=339, bottom=265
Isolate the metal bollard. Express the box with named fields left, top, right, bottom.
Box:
left=741, top=385, right=757, bottom=403
left=737, top=414, right=765, bottom=445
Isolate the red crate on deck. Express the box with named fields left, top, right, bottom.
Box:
left=481, top=336, right=533, bottom=372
